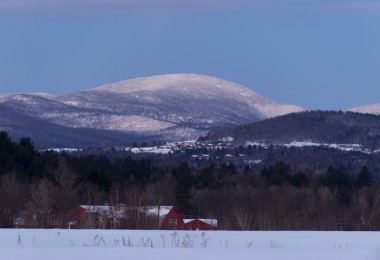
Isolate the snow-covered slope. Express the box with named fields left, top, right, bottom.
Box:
left=0, top=74, right=304, bottom=147
left=347, top=104, right=380, bottom=115
left=90, top=74, right=303, bottom=118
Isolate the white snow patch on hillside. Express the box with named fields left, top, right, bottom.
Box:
left=285, top=142, right=366, bottom=152
left=91, top=74, right=258, bottom=95
left=258, top=104, right=305, bottom=118
left=347, top=104, right=380, bottom=115
left=45, top=148, right=84, bottom=153
left=0, top=94, right=11, bottom=102
left=130, top=146, right=172, bottom=154
left=28, top=93, right=57, bottom=99
left=246, top=141, right=373, bottom=153
left=40, top=114, right=176, bottom=133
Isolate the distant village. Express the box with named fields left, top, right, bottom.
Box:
left=126, top=138, right=378, bottom=156
left=46, top=136, right=378, bottom=170
left=46, top=137, right=262, bottom=169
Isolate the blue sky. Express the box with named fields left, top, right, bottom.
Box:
left=0, top=0, right=379, bottom=110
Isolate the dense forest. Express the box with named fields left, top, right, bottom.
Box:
left=1, top=131, right=380, bottom=231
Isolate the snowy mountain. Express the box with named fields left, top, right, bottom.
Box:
left=347, top=104, right=380, bottom=115
left=0, top=74, right=304, bottom=148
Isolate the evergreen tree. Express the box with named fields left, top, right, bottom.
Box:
left=0, top=132, right=15, bottom=173
left=355, top=166, right=373, bottom=188
left=173, top=163, right=193, bottom=216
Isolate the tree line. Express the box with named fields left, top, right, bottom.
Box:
left=0, top=131, right=380, bottom=230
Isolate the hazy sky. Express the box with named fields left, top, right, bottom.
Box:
left=0, top=0, right=379, bottom=110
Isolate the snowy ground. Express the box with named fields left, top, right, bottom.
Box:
left=1, top=229, right=380, bottom=260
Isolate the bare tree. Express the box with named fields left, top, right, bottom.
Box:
left=81, top=184, right=105, bottom=229
left=52, top=157, right=80, bottom=227
left=25, top=179, right=55, bottom=228
left=233, top=204, right=253, bottom=231
left=314, top=186, right=337, bottom=230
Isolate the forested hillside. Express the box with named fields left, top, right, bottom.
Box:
left=1, top=131, right=380, bottom=231
left=205, top=111, right=380, bottom=149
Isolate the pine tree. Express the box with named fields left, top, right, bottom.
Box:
left=173, top=163, right=193, bottom=216
left=355, top=166, right=373, bottom=188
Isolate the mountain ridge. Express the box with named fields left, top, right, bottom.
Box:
left=0, top=74, right=304, bottom=148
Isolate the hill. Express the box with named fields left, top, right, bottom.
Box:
left=204, top=111, right=380, bottom=150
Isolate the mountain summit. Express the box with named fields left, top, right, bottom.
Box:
left=0, top=74, right=304, bottom=148
left=89, top=73, right=304, bottom=118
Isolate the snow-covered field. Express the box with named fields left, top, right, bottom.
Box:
left=1, top=229, right=380, bottom=260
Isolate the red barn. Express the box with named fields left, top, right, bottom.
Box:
left=133, top=206, right=185, bottom=230
left=64, top=205, right=87, bottom=228
left=154, top=206, right=185, bottom=230
left=184, top=219, right=218, bottom=231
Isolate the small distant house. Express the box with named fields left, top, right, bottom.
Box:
left=224, top=154, right=234, bottom=159
left=183, top=218, right=218, bottom=231
left=13, top=216, right=26, bottom=228
left=200, top=154, right=210, bottom=160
